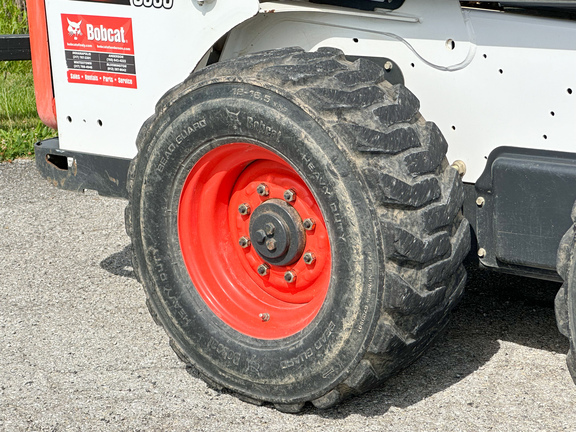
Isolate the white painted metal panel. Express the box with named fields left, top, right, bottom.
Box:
left=45, top=0, right=259, bottom=159
left=45, top=0, right=576, bottom=181
left=223, top=0, right=576, bottom=181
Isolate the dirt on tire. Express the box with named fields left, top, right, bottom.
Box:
left=126, top=47, right=470, bottom=410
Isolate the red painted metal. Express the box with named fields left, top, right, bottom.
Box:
left=178, top=143, right=331, bottom=339
left=27, top=0, right=57, bottom=129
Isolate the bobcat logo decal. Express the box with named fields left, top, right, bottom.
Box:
left=67, top=19, right=82, bottom=40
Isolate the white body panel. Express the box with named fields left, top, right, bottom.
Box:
left=223, top=0, right=576, bottom=181
left=45, top=0, right=576, bottom=182
left=45, top=0, right=259, bottom=159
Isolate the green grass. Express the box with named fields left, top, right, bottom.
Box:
left=0, top=0, right=26, bottom=35
left=0, top=0, right=56, bottom=162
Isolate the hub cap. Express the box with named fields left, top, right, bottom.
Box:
left=249, top=199, right=306, bottom=266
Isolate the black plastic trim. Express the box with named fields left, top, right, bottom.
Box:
left=345, top=56, right=404, bottom=86
left=35, top=138, right=130, bottom=199
left=466, top=146, right=576, bottom=281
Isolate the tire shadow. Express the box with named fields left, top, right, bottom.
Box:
left=313, top=260, right=569, bottom=418
left=100, top=245, right=136, bottom=279
left=98, top=247, right=569, bottom=418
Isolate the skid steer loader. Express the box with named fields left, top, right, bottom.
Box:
left=27, top=0, right=576, bottom=411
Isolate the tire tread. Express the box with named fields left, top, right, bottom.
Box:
left=555, top=205, right=576, bottom=384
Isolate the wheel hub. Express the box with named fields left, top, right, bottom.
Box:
left=249, top=199, right=306, bottom=266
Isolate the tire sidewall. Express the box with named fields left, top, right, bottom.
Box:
left=133, top=82, right=382, bottom=403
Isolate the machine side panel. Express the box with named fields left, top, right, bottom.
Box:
left=44, top=0, right=259, bottom=159
left=225, top=0, right=576, bottom=182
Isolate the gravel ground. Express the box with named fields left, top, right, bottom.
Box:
left=1, top=159, right=576, bottom=431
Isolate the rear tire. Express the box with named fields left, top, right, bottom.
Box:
left=126, top=47, right=470, bottom=409
left=555, top=203, right=576, bottom=383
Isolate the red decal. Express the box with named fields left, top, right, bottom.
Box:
left=62, top=14, right=134, bottom=54
left=62, top=14, right=137, bottom=88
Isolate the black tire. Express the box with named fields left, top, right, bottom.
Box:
left=555, top=203, right=576, bottom=383
left=126, top=47, right=470, bottom=411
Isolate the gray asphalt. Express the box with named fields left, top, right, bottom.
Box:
left=1, top=159, right=576, bottom=431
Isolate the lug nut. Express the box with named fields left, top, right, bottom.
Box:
left=384, top=61, right=393, bottom=71
left=303, top=252, right=316, bottom=265
left=476, top=197, right=485, bottom=207
left=283, top=188, right=296, bottom=203
left=256, top=183, right=269, bottom=197
left=284, top=270, right=297, bottom=283
left=477, top=248, right=487, bottom=258
left=266, top=238, right=277, bottom=251
left=238, top=203, right=251, bottom=216
left=303, top=218, right=316, bottom=231
left=259, top=313, right=270, bottom=322
left=264, top=222, right=275, bottom=236
left=238, top=236, right=251, bottom=248
left=257, top=263, right=270, bottom=276
left=255, top=230, right=267, bottom=244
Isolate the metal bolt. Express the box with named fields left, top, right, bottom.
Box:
left=303, top=252, right=316, bottom=265
left=384, top=61, right=393, bottom=71
left=264, top=222, right=275, bottom=236
left=476, top=197, right=485, bottom=207
left=303, top=218, right=316, bottom=231
left=259, top=313, right=270, bottom=322
left=477, top=248, right=487, bottom=258
left=284, top=270, right=297, bottom=283
left=256, top=183, right=269, bottom=197
left=254, top=230, right=267, bottom=244
left=451, top=160, right=466, bottom=177
left=238, top=203, right=251, bottom=216
left=257, top=263, right=270, bottom=276
left=283, top=188, right=296, bottom=203
left=266, top=238, right=277, bottom=251
left=238, top=236, right=251, bottom=248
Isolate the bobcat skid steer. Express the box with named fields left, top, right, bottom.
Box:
left=28, top=0, right=576, bottom=411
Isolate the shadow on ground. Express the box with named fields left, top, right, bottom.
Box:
left=313, top=260, right=568, bottom=418
left=99, top=248, right=570, bottom=418
left=100, top=245, right=136, bottom=279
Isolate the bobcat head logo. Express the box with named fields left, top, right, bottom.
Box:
left=67, top=19, right=82, bottom=40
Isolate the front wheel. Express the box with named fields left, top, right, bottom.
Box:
left=126, top=47, right=470, bottom=411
